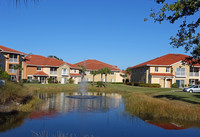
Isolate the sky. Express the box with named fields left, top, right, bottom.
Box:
left=0, top=0, right=189, bottom=69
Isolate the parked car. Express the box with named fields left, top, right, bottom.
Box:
left=183, top=85, right=200, bottom=93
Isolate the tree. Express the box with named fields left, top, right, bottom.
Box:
left=0, top=67, right=10, bottom=80
left=11, top=64, right=23, bottom=81
left=102, top=68, right=111, bottom=87
left=148, top=0, right=200, bottom=64
left=90, top=70, right=98, bottom=87
left=77, top=65, right=86, bottom=81
left=48, top=55, right=63, bottom=61
left=98, top=69, right=104, bottom=81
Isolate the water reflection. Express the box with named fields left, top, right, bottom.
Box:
left=29, top=92, right=122, bottom=120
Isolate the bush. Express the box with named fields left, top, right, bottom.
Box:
left=29, top=79, right=39, bottom=84
left=21, top=79, right=27, bottom=83
left=132, top=83, right=161, bottom=88
left=97, top=81, right=105, bottom=87
left=172, top=83, right=178, bottom=88
left=47, top=78, right=53, bottom=84
left=68, top=78, right=74, bottom=84
left=111, top=82, right=123, bottom=84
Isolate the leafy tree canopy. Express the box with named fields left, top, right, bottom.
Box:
left=48, top=55, right=63, bottom=61
left=0, top=67, right=10, bottom=80
left=148, top=0, right=200, bottom=64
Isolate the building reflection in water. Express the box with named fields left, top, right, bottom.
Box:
left=29, top=92, right=122, bottom=120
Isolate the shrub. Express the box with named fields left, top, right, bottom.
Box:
left=97, top=81, right=105, bottom=87
left=30, top=79, right=39, bottom=84
left=47, top=78, right=53, bottom=84
left=172, top=83, right=178, bottom=88
left=21, top=79, right=27, bottom=83
left=68, top=78, right=74, bottom=84
left=111, top=82, right=123, bottom=84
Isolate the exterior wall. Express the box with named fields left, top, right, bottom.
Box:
left=1, top=53, right=25, bottom=81
left=57, top=64, right=71, bottom=83
left=149, top=66, right=172, bottom=73
left=83, top=71, right=122, bottom=82
left=131, top=67, right=148, bottom=83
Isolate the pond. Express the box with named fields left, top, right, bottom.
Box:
left=0, top=92, right=200, bottom=137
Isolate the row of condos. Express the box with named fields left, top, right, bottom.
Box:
left=130, top=54, right=200, bottom=88
left=0, top=45, right=124, bottom=84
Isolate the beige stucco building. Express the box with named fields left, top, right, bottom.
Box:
left=74, top=59, right=123, bottom=83
left=23, top=55, right=81, bottom=84
left=0, top=45, right=27, bottom=81
left=130, top=54, right=200, bottom=88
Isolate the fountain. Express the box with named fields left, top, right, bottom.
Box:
left=67, top=80, right=97, bottom=99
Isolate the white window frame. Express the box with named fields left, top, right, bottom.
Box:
left=87, top=70, right=90, bottom=75
left=111, top=71, right=115, bottom=75
left=9, top=54, right=18, bottom=63
left=110, top=79, right=114, bottom=82
left=87, top=78, right=91, bottom=81
left=155, top=67, right=158, bottom=72
left=37, top=67, right=42, bottom=71
left=102, top=78, right=105, bottom=82
left=166, top=67, right=170, bottom=72
left=27, top=75, right=33, bottom=80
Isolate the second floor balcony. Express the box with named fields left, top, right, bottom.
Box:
left=50, top=71, right=57, bottom=75
left=9, top=58, right=18, bottom=63
left=189, top=72, right=199, bottom=77
left=176, top=71, right=186, bottom=77
left=9, top=69, right=17, bottom=74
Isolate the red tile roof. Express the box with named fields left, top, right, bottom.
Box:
left=33, top=71, right=48, bottom=76
left=25, top=55, right=80, bottom=69
left=150, top=73, right=174, bottom=77
left=146, top=121, right=189, bottom=130
left=0, top=45, right=27, bottom=55
left=70, top=73, right=82, bottom=77
left=74, top=59, right=121, bottom=71
left=130, top=54, right=189, bottom=69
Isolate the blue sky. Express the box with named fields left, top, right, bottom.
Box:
left=0, top=0, right=188, bottom=69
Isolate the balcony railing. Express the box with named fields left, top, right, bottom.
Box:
left=9, top=69, right=17, bottom=73
left=50, top=71, right=57, bottom=75
left=62, top=72, right=69, bottom=76
left=9, top=58, right=18, bottom=63
left=189, top=72, right=199, bottom=77
left=176, top=71, right=186, bottom=77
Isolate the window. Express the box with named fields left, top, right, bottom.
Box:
left=37, top=67, right=42, bottom=71
left=27, top=76, right=33, bottom=80
left=110, top=79, right=114, bottom=82
left=102, top=78, right=105, bottom=82
left=87, top=70, right=90, bottom=75
left=50, top=67, right=57, bottom=74
left=9, top=54, right=18, bottom=62
left=111, top=72, right=114, bottom=75
left=0, top=53, right=4, bottom=58
left=9, top=64, right=17, bottom=73
left=166, top=67, right=170, bottom=72
left=62, top=68, right=69, bottom=75
left=10, top=75, right=17, bottom=81
left=155, top=67, right=158, bottom=72
left=87, top=78, right=91, bottom=81
left=74, top=69, right=77, bottom=73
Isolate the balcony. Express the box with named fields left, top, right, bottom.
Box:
left=176, top=71, right=186, bottom=77
left=62, top=72, right=69, bottom=76
left=9, top=58, right=18, bottom=63
left=50, top=71, right=57, bottom=75
left=189, top=72, right=199, bottom=77
left=9, top=69, right=17, bottom=73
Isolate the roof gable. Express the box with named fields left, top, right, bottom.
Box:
left=74, top=59, right=121, bottom=71
left=0, top=45, right=27, bottom=55
left=25, top=55, right=80, bottom=68
left=130, top=54, right=189, bottom=69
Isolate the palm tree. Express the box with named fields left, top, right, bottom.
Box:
left=102, top=68, right=111, bottom=87
left=11, top=64, right=23, bottom=82
left=48, top=55, right=63, bottom=61
left=77, top=65, right=86, bottom=81
left=90, top=70, right=98, bottom=87
left=98, top=69, right=104, bottom=81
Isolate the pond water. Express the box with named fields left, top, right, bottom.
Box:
left=0, top=92, right=200, bottom=137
